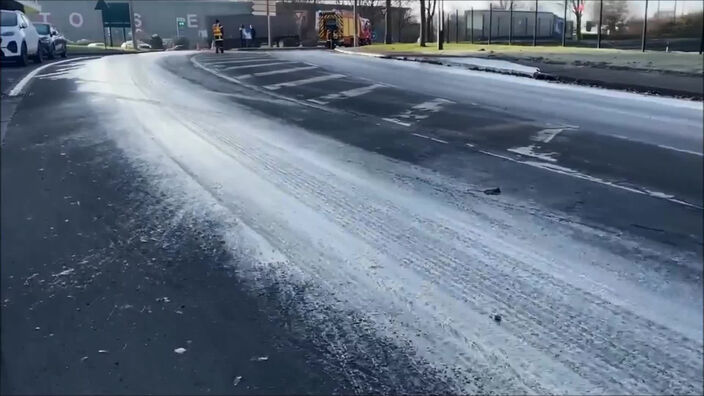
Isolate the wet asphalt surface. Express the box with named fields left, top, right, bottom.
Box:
left=1, top=50, right=702, bottom=394
left=0, top=56, right=452, bottom=394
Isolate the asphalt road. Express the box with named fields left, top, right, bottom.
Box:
left=1, top=50, right=702, bottom=394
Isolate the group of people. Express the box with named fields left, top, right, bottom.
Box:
left=211, top=20, right=258, bottom=54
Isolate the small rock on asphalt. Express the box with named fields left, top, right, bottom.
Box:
left=483, top=187, right=501, bottom=196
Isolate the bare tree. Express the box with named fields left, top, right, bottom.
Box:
left=419, top=0, right=426, bottom=46
left=425, top=0, right=436, bottom=42
left=602, top=0, right=629, bottom=33
left=571, top=0, right=585, bottom=40
left=496, top=0, right=514, bottom=10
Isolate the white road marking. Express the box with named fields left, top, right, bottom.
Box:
left=532, top=128, right=565, bottom=144
left=205, top=58, right=272, bottom=66
left=239, top=65, right=318, bottom=80
left=382, top=118, right=412, bottom=127
left=9, top=57, right=94, bottom=97
left=310, top=83, right=385, bottom=104
left=656, top=144, right=704, bottom=157
left=412, top=133, right=449, bottom=144
left=264, top=74, right=345, bottom=90
left=507, top=145, right=558, bottom=162
left=36, top=71, right=72, bottom=79
left=412, top=98, right=455, bottom=112
left=478, top=149, right=702, bottom=209
left=222, top=61, right=294, bottom=71
left=387, top=97, right=455, bottom=124
left=190, top=56, right=344, bottom=113
left=465, top=143, right=476, bottom=148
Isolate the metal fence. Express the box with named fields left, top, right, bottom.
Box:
left=442, top=0, right=703, bottom=53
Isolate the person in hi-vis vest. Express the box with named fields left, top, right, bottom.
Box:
left=212, top=20, right=224, bottom=53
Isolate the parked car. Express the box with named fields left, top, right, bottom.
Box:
left=34, top=22, right=67, bottom=59
left=120, top=40, right=151, bottom=50
left=0, top=9, right=42, bottom=65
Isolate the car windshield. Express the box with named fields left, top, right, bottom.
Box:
left=35, top=23, right=50, bottom=35
left=0, top=12, right=18, bottom=27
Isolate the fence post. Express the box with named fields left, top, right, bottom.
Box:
left=641, top=0, right=648, bottom=52
left=470, top=8, right=474, bottom=43
left=509, top=1, right=513, bottom=45
left=597, top=0, right=603, bottom=48
left=488, top=3, right=493, bottom=44
left=456, top=9, right=459, bottom=43
left=533, top=0, right=538, bottom=46
left=700, top=11, right=703, bottom=54
left=562, top=0, right=567, bottom=46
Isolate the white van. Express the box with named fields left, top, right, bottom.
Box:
left=1, top=9, right=42, bottom=66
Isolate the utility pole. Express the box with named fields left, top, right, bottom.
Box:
left=129, top=0, right=137, bottom=50
left=509, top=1, right=513, bottom=45
left=533, top=0, right=538, bottom=46
left=354, top=0, right=358, bottom=47
left=562, top=0, right=567, bottom=46
left=641, top=0, right=648, bottom=52
left=673, top=0, right=677, bottom=24
left=597, top=0, right=603, bottom=48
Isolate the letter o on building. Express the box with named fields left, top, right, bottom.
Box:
left=69, top=12, right=83, bottom=28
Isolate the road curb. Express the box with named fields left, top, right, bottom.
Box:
left=235, top=47, right=326, bottom=51
left=334, top=48, right=538, bottom=78
left=394, top=56, right=540, bottom=78
left=333, top=48, right=702, bottom=99
left=334, top=48, right=388, bottom=58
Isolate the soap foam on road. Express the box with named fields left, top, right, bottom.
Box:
left=59, top=53, right=703, bottom=394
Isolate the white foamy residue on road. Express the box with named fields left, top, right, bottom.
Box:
left=66, top=53, right=703, bottom=394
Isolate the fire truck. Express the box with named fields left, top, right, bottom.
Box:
left=316, top=9, right=371, bottom=47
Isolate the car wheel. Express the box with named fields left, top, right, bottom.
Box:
left=17, top=42, right=28, bottom=66
left=48, top=44, right=56, bottom=60
left=33, top=45, right=43, bottom=64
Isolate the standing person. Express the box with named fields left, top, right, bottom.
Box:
left=249, top=24, right=257, bottom=47
left=238, top=24, right=245, bottom=48
left=212, top=19, right=224, bottom=53
left=243, top=25, right=252, bottom=48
